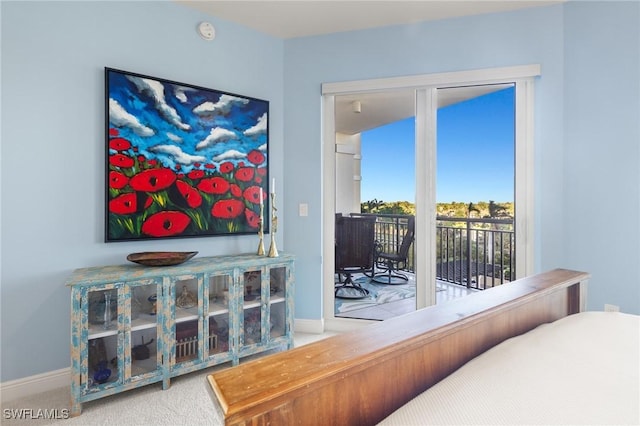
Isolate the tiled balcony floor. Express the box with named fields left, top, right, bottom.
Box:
left=335, top=278, right=478, bottom=321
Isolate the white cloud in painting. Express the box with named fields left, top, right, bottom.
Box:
left=213, top=150, right=246, bottom=162
left=174, top=86, right=197, bottom=103
left=244, top=113, right=267, bottom=137
left=149, top=144, right=206, bottom=165
left=167, top=132, right=182, bottom=143
left=193, top=94, right=249, bottom=116
left=196, top=127, right=237, bottom=150
left=257, top=143, right=267, bottom=152
left=109, top=98, right=155, bottom=137
left=127, top=76, right=191, bottom=131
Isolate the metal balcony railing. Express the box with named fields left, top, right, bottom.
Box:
left=352, top=213, right=515, bottom=290
left=436, top=216, right=514, bottom=290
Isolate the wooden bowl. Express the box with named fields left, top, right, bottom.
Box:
left=126, top=251, right=198, bottom=266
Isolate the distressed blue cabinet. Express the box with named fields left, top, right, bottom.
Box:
left=67, top=253, right=295, bottom=416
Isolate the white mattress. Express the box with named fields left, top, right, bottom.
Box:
left=379, top=311, right=640, bottom=425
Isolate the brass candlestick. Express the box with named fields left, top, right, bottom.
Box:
left=268, top=192, right=279, bottom=257
left=257, top=194, right=265, bottom=256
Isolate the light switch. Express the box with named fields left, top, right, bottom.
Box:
left=299, top=203, right=308, bottom=217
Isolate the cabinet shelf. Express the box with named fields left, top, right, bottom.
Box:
left=208, top=305, right=230, bottom=316
left=243, top=300, right=261, bottom=309
left=175, top=307, right=199, bottom=323
left=87, top=327, right=118, bottom=340
left=68, top=253, right=294, bottom=416
left=271, top=295, right=285, bottom=304
left=131, top=314, right=158, bottom=332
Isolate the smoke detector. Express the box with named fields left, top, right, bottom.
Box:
left=197, top=22, right=216, bottom=41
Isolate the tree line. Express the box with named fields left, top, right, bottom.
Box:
left=361, top=199, right=514, bottom=218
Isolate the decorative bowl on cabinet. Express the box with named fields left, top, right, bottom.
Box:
left=126, top=251, right=198, bottom=266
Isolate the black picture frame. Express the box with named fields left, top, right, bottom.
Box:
left=105, top=68, right=269, bottom=242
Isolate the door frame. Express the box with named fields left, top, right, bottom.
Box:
left=322, top=65, right=540, bottom=331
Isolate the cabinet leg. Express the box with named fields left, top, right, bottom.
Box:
left=162, top=377, right=171, bottom=390
left=69, top=399, right=82, bottom=417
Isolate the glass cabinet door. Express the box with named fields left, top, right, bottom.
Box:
left=269, top=266, right=288, bottom=340
left=206, top=273, right=233, bottom=358
left=85, top=281, right=162, bottom=393
left=127, top=281, right=161, bottom=380
left=241, top=269, right=263, bottom=348
left=86, top=286, right=120, bottom=391
left=172, top=276, right=200, bottom=366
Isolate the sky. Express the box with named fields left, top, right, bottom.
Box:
left=360, top=86, right=515, bottom=204
left=108, top=69, right=268, bottom=172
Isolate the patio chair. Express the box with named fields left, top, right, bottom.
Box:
left=335, top=215, right=377, bottom=299
left=372, top=216, right=415, bottom=285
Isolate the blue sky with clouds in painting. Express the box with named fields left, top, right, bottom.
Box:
left=107, top=69, right=268, bottom=172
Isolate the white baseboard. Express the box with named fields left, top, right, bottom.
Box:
left=1, top=368, right=70, bottom=403
left=324, top=317, right=371, bottom=332
left=294, top=317, right=370, bottom=334
left=294, top=317, right=325, bottom=334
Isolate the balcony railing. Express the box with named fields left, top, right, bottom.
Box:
left=352, top=213, right=514, bottom=290
left=436, top=216, right=514, bottom=290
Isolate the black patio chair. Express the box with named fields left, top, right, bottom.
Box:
left=372, top=216, right=415, bottom=285
left=335, top=215, right=377, bottom=299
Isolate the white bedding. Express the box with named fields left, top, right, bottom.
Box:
left=379, top=311, right=640, bottom=425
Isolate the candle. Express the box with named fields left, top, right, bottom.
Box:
left=271, top=178, right=275, bottom=194
left=259, top=188, right=263, bottom=208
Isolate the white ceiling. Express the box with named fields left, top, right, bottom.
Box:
left=176, top=1, right=550, bottom=133
left=177, top=0, right=562, bottom=39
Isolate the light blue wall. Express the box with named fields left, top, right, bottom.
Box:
left=283, top=1, right=639, bottom=320
left=0, top=1, right=284, bottom=382
left=563, top=1, right=640, bottom=313
left=2, top=1, right=639, bottom=383
left=283, top=5, right=568, bottom=319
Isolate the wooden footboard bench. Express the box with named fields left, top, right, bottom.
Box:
left=207, top=269, right=590, bottom=425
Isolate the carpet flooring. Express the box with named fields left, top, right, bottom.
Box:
left=1, top=333, right=337, bottom=426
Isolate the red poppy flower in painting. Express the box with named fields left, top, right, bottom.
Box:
left=197, top=177, right=230, bottom=195
left=235, top=167, right=254, bottom=182
left=187, top=170, right=205, bottom=180
left=129, top=168, right=177, bottom=192
left=141, top=211, right=191, bottom=237
left=247, top=149, right=265, bottom=165
left=256, top=167, right=267, bottom=176
left=109, top=153, right=135, bottom=168
left=109, top=138, right=132, bottom=151
left=109, top=192, right=151, bottom=215
left=176, top=180, right=203, bottom=208
left=109, top=171, right=129, bottom=189
left=220, top=162, right=234, bottom=174
left=205, top=163, right=215, bottom=170
left=230, top=184, right=242, bottom=198
left=211, top=199, right=245, bottom=219
left=244, top=208, right=260, bottom=228
left=109, top=128, right=119, bottom=137
left=243, top=186, right=263, bottom=205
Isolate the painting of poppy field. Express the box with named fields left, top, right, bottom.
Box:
left=105, top=68, right=269, bottom=241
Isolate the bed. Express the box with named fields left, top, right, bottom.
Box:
left=380, top=310, right=639, bottom=425
left=206, top=269, right=640, bottom=425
